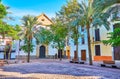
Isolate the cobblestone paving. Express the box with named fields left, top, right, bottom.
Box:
left=0, top=59, right=120, bottom=79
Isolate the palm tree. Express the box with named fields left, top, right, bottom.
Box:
left=0, top=22, right=19, bottom=40
left=73, top=0, right=120, bottom=65
left=0, top=1, right=14, bottom=44
left=0, top=22, right=21, bottom=60
left=56, top=0, right=120, bottom=64
left=69, top=16, right=82, bottom=61
left=104, top=1, right=120, bottom=24
left=57, top=0, right=80, bottom=61
left=21, top=15, right=39, bottom=63
left=0, top=0, right=7, bottom=19
left=78, top=0, right=110, bottom=65
left=0, top=21, right=9, bottom=39
left=34, top=27, right=53, bottom=44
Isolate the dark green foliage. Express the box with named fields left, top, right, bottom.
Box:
left=35, top=19, right=68, bottom=50
left=0, top=21, right=21, bottom=40
left=34, top=28, right=53, bottom=45
left=103, top=24, right=120, bottom=46
left=21, top=38, right=34, bottom=53
left=0, top=1, right=7, bottom=19
left=51, top=20, right=68, bottom=50
left=34, top=19, right=67, bottom=61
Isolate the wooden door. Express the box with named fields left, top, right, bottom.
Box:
left=81, top=50, right=86, bottom=61
left=95, top=45, right=101, bottom=56
left=114, top=46, right=120, bottom=60
left=39, top=45, right=46, bottom=58
left=67, top=50, right=70, bottom=59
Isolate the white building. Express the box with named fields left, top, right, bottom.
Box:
left=15, top=13, right=58, bottom=59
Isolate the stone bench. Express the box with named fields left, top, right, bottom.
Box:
left=70, top=59, right=84, bottom=64
left=101, top=61, right=117, bottom=68
left=103, top=60, right=115, bottom=64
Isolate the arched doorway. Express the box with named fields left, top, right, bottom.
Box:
left=39, top=45, right=46, bottom=58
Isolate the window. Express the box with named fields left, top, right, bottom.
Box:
left=95, top=45, right=101, bottom=56
left=67, top=50, right=70, bottom=52
left=95, top=29, right=100, bottom=41
left=82, top=37, right=85, bottom=44
left=41, top=19, right=45, bottom=21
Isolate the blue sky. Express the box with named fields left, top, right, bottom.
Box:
left=2, top=0, right=67, bottom=25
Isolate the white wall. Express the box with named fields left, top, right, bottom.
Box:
left=15, top=38, right=37, bottom=56
left=48, top=44, right=57, bottom=55
left=69, top=27, right=89, bottom=61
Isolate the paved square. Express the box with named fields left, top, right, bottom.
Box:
left=0, top=59, right=120, bottom=79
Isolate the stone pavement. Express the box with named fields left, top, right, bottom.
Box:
left=0, top=59, right=120, bottom=79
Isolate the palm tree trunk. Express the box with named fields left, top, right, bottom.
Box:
left=87, top=25, right=93, bottom=65
left=75, top=26, right=79, bottom=61
left=27, top=40, right=30, bottom=63
left=27, top=52, right=30, bottom=63
left=76, top=42, right=78, bottom=60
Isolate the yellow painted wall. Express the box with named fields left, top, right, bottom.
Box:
left=66, top=46, right=70, bottom=59
left=37, top=14, right=52, bottom=26
left=91, top=43, right=112, bottom=57
left=36, top=45, right=40, bottom=58
left=100, top=43, right=112, bottom=56
left=90, top=25, right=113, bottom=60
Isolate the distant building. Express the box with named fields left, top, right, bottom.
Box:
left=0, top=36, right=16, bottom=59
left=0, top=36, right=12, bottom=45
left=16, top=13, right=68, bottom=59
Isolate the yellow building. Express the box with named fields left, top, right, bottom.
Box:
left=68, top=24, right=115, bottom=61
left=90, top=25, right=113, bottom=61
